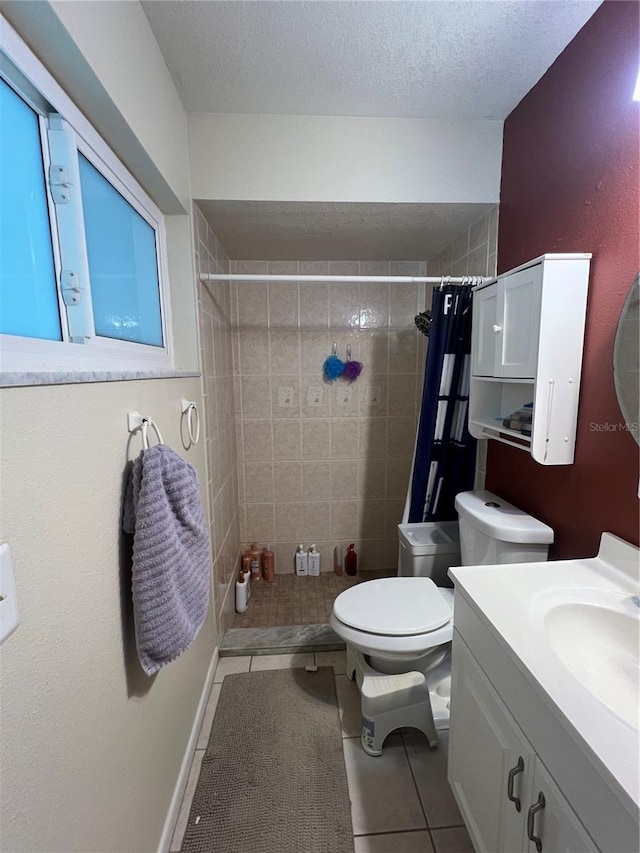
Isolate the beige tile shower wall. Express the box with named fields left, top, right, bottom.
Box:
left=232, top=260, right=428, bottom=573
left=193, top=205, right=241, bottom=638
left=426, top=205, right=499, bottom=492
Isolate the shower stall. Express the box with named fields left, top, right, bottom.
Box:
left=192, top=203, right=497, bottom=657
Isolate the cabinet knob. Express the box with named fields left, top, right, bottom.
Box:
left=506, top=756, right=524, bottom=812
left=527, top=791, right=546, bottom=852
left=492, top=324, right=502, bottom=333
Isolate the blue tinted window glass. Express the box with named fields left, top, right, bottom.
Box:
left=79, top=155, right=162, bottom=347
left=0, top=79, right=61, bottom=340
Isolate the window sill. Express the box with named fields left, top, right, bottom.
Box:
left=0, top=369, right=200, bottom=388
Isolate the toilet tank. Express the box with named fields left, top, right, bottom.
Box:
left=454, top=490, right=553, bottom=565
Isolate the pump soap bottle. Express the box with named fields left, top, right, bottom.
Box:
left=308, top=544, right=320, bottom=576
left=295, top=544, right=308, bottom=576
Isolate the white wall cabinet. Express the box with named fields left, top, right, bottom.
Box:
left=473, top=266, right=542, bottom=379
left=469, top=254, right=591, bottom=464
left=449, top=633, right=600, bottom=853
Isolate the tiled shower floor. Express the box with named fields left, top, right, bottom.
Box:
left=231, top=571, right=394, bottom=629
left=221, top=570, right=395, bottom=656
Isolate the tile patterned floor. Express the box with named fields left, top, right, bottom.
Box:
left=231, top=571, right=395, bottom=629
left=170, top=652, right=473, bottom=853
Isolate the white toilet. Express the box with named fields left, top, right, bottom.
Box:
left=330, top=489, right=554, bottom=755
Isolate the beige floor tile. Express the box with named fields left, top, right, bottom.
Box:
left=335, top=674, right=362, bottom=738
left=213, top=655, right=252, bottom=683
left=343, top=735, right=426, bottom=836
left=354, top=830, right=434, bottom=853
left=316, top=649, right=347, bottom=674
left=169, top=749, right=204, bottom=852
left=402, top=730, right=463, bottom=828
left=196, top=683, right=222, bottom=750
left=249, top=653, right=314, bottom=671
left=431, top=826, right=474, bottom=853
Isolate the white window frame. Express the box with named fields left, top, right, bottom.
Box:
left=0, top=15, right=173, bottom=375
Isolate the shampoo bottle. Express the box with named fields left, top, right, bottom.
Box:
left=242, top=552, right=251, bottom=599
left=249, top=543, right=261, bottom=582
left=334, top=544, right=343, bottom=576
left=262, top=544, right=276, bottom=583
left=345, top=543, right=357, bottom=576
left=308, top=544, right=320, bottom=576
left=235, top=568, right=248, bottom=613
left=295, top=544, right=308, bottom=576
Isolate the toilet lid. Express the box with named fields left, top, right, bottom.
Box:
left=333, top=578, right=452, bottom=637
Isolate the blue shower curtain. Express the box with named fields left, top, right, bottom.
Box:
left=408, top=284, right=476, bottom=522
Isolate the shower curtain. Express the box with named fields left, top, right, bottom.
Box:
left=408, top=283, right=476, bottom=522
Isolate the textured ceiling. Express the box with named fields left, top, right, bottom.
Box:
left=143, top=0, right=600, bottom=119
left=195, top=200, right=494, bottom=260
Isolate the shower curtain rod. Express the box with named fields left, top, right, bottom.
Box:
left=199, top=274, right=490, bottom=285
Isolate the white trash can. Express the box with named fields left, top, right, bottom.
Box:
left=397, top=521, right=460, bottom=587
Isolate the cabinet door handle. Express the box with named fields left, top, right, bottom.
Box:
left=506, top=756, right=524, bottom=812
left=527, top=791, right=545, bottom=852
left=492, top=324, right=502, bottom=332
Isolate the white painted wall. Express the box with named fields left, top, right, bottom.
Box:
left=0, top=380, right=215, bottom=853
left=0, top=4, right=219, bottom=851
left=188, top=113, right=503, bottom=204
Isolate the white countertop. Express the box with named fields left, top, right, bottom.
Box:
left=449, top=533, right=640, bottom=808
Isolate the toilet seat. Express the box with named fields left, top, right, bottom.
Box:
left=330, top=580, right=454, bottom=659
left=333, top=577, right=451, bottom=636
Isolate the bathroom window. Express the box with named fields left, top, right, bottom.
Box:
left=0, top=21, right=171, bottom=375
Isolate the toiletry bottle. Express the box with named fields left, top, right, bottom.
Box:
left=295, top=544, right=308, bottom=576
left=345, top=543, right=357, bottom=576
left=242, top=552, right=251, bottom=599
left=334, top=544, right=343, bottom=576
left=308, top=544, right=320, bottom=576
left=235, top=568, right=248, bottom=613
left=249, top=543, right=261, bottom=582
left=262, top=544, right=276, bottom=583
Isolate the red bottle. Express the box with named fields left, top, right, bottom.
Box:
left=345, top=543, right=357, bottom=576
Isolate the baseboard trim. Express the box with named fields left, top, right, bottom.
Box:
left=157, top=647, right=219, bottom=853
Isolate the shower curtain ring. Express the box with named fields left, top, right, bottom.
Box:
left=439, top=276, right=445, bottom=291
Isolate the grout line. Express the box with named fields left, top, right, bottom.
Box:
left=401, top=730, right=433, bottom=841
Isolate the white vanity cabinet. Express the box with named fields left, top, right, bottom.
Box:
left=528, top=761, right=600, bottom=853
left=469, top=253, right=591, bottom=464
left=448, top=632, right=535, bottom=853
left=449, top=632, right=600, bottom=853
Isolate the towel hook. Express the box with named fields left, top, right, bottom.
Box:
left=127, top=411, right=164, bottom=449
left=141, top=418, right=163, bottom=449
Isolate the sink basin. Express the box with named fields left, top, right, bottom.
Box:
left=541, top=590, right=640, bottom=729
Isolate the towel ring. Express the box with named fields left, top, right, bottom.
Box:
left=141, top=418, right=163, bottom=449
left=181, top=400, right=200, bottom=445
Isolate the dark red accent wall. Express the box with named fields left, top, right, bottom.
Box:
left=487, top=0, right=640, bottom=558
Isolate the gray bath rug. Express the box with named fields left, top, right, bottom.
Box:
left=180, top=666, right=355, bottom=852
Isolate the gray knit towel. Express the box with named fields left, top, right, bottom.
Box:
left=123, top=444, right=211, bottom=676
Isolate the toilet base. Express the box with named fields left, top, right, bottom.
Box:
left=345, top=646, right=451, bottom=756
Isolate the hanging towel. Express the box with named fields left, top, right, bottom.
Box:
left=122, top=444, right=211, bottom=676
